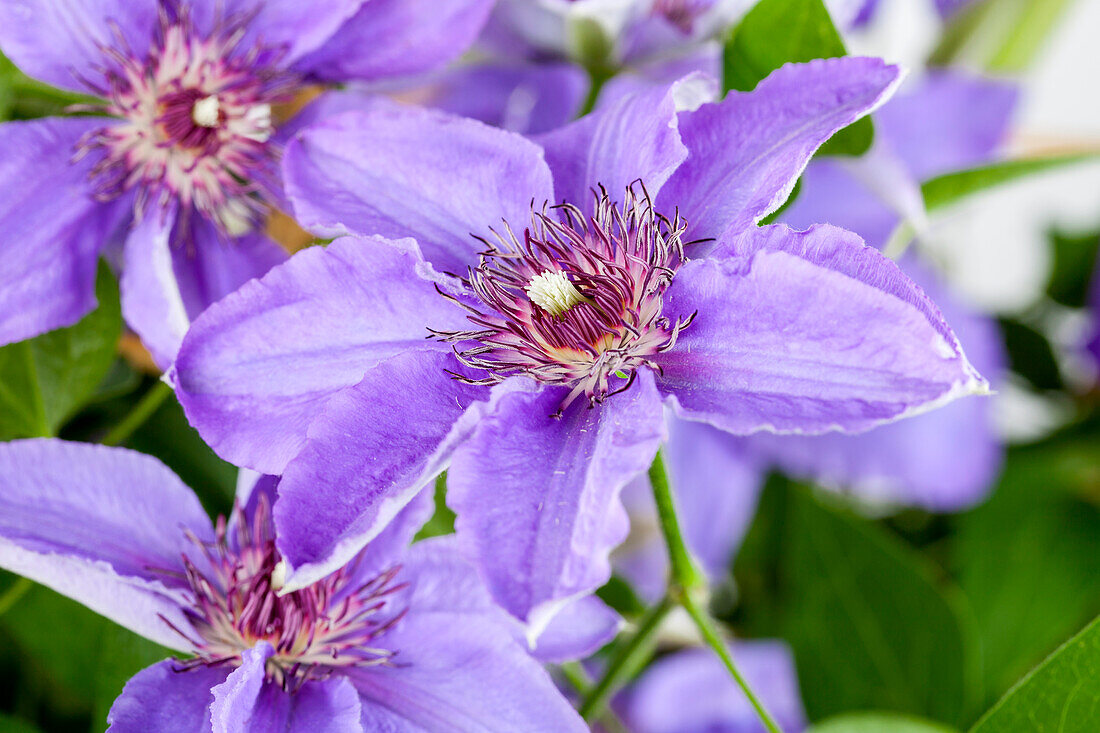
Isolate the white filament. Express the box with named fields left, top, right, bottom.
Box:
left=526, top=271, right=586, bottom=316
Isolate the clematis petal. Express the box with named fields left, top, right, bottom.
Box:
left=349, top=539, right=586, bottom=732
left=530, top=594, right=622, bottom=664
left=282, top=101, right=554, bottom=274
left=746, top=256, right=1005, bottom=510
left=170, top=235, right=465, bottom=475
left=0, top=0, right=158, bottom=91
left=423, top=61, right=588, bottom=135
left=448, top=372, right=666, bottom=634
left=274, top=350, right=488, bottom=591
left=207, top=642, right=364, bottom=733
left=0, top=439, right=213, bottom=649
left=654, top=224, right=988, bottom=435
left=623, top=641, right=807, bottom=733
left=296, top=0, right=494, bottom=82
left=0, top=117, right=129, bottom=347
left=221, top=0, right=363, bottom=66
left=658, top=57, right=902, bottom=248
left=107, top=659, right=227, bottom=733
left=535, top=74, right=712, bottom=210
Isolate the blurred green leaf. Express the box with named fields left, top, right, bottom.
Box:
left=931, top=0, right=1073, bottom=72
left=0, top=263, right=121, bottom=440
left=734, top=479, right=979, bottom=726
left=970, top=613, right=1100, bottom=733
left=722, top=0, right=873, bottom=156
left=414, top=473, right=456, bottom=541
left=922, top=154, right=1100, bottom=213
left=952, top=436, right=1100, bottom=709
left=811, top=711, right=958, bottom=732
left=996, top=317, right=1064, bottom=391
left=0, top=712, right=45, bottom=733
left=1046, top=226, right=1100, bottom=308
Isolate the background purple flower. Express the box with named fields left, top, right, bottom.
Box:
left=171, top=59, right=987, bottom=637
left=0, top=439, right=584, bottom=732
left=0, top=0, right=493, bottom=367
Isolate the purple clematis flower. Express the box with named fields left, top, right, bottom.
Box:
left=0, top=439, right=585, bottom=732
left=0, top=0, right=493, bottom=366
left=171, top=57, right=989, bottom=635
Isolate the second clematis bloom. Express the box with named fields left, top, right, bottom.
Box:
left=0, top=0, right=493, bottom=366
left=171, top=57, right=989, bottom=635
left=0, top=440, right=585, bottom=732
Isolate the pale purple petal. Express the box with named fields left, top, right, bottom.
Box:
left=423, top=62, right=588, bottom=135
left=349, top=540, right=586, bottom=732
left=655, top=224, right=988, bottom=435
left=283, top=101, right=554, bottom=274
left=615, top=419, right=763, bottom=602
left=228, top=0, right=363, bottom=66
left=535, top=75, right=708, bottom=210
left=746, top=256, right=1005, bottom=510
left=448, top=371, right=666, bottom=633
left=0, top=117, right=129, bottom=346
left=274, top=350, right=488, bottom=591
left=0, top=0, right=158, bottom=91
left=780, top=157, right=897, bottom=248
left=209, top=643, right=272, bottom=733
left=530, top=595, right=622, bottom=664
left=170, top=235, right=465, bottom=475
left=599, top=46, right=722, bottom=108
left=0, top=439, right=213, bottom=649
left=623, top=641, right=807, bottom=733
left=107, top=660, right=226, bottom=733
left=296, top=0, right=494, bottom=82
left=658, top=57, right=902, bottom=248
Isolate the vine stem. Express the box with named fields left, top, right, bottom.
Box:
left=102, top=381, right=173, bottom=447
left=647, top=448, right=784, bottom=733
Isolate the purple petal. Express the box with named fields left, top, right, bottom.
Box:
left=655, top=224, right=988, bottom=435
left=531, top=595, right=622, bottom=664
left=349, top=539, right=587, bottom=732
left=107, top=660, right=226, bottom=733
left=170, top=235, right=465, bottom=475
left=616, top=419, right=763, bottom=602
left=0, top=117, right=128, bottom=346
left=745, top=256, right=1005, bottom=510
left=274, top=350, right=487, bottom=591
left=878, top=70, right=1018, bottom=181
left=122, top=210, right=286, bottom=370
left=448, top=371, right=666, bottom=633
left=0, top=439, right=213, bottom=649
left=598, top=45, right=722, bottom=108
left=535, top=74, right=709, bottom=210
left=422, top=61, right=588, bottom=135
left=229, top=0, right=362, bottom=66
left=779, top=157, right=898, bottom=249
left=658, top=57, right=902, bottom=248
left=208, top=642, right=363, bottom=733
left=623, top=641, right=807, bottom=733
left=0, top=0, right=157, bottom=91
left=296, top=0, right=494, bottom=82
left=283, top=100, right=554, bottom=274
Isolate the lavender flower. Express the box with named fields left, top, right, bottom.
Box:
left=0, top=0, right=492, bottom=366
left=0, top=440, right=584, bottom=732
left=171, top=58, right=988, bottom=635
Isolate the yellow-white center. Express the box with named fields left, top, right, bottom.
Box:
left=192, top=95, right=221, bottom=127
left=526, top=271, right=587, bottom=316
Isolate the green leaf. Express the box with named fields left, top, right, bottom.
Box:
left=734, top=479, right=979, bottom=725
left=722, top=0, right=873, bottom=156
left=811, top=711, right=959, bottom=733
left=996, top=317, right=1064, bottom=391
left=931, top=0, right=1073, bottom=73
left=986, top=0, right=1074, bottom=73
left=0, top=712, right=45, bottom=733
left=1046, top=225, right=1100, bottom=308
left=0, top=262, right=121, bottom=439
left=952, top=435, right=1100, bottom=708
left=921, top=154, right=1100, bottom=213
left=970, top=614, right=1100, bottom=733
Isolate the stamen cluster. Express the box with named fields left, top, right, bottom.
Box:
left=76, top=7, right=295, bottom=235
left=435, top=185, right=695, bottom=414
left=165, top=496, right=406, bottom=690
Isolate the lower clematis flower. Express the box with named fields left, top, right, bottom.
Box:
left=0, top=440, right=585, bottom=732
left=0, top=0, right=493, bottom=366
left=171, top=58, right=989, bottom=636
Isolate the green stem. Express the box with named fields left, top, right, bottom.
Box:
left=19, top=341, right=51, bottom=437
left=578, top=595, right=674, bottom=721
left=0, top=577, right=33, bottom=618
left=561, top=663, right=629, bottom=733
left=649, top=448, right=784, bottom=733
left=102, top=381, right=173, bottom=447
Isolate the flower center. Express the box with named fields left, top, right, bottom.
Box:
left=166, top=495, right=406, bottom=690
left=653, top=0, right=715, bottom=33
left=78, top=10, right=293, bottom=236
left=434, top=184, right=695, bottom=415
